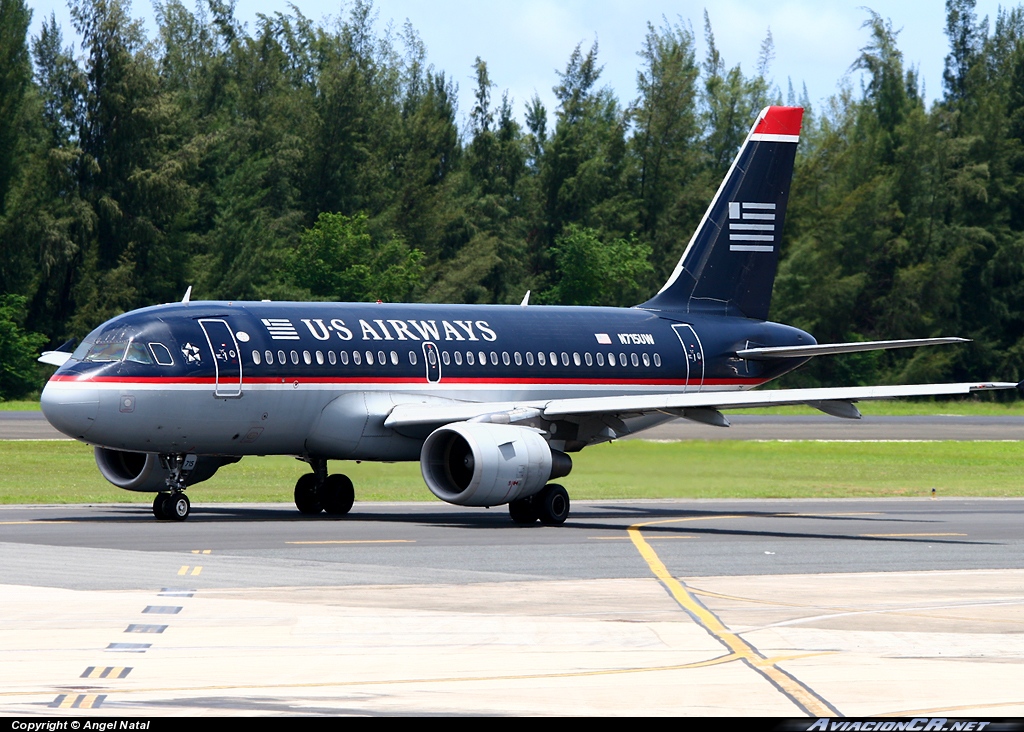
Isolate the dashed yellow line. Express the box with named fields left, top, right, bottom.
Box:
left=191, top=549, right=212, bottom=554
left=178, top=565, right=202, bottom=575
left=627, top=515, right=840, bottom=717
left=52, top=693, right=106, bottom=708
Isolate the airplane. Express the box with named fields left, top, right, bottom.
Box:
left=38, top=105, right=1017, bottom=524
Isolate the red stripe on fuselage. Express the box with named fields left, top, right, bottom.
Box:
left=48, top=373, right=767, bottom=387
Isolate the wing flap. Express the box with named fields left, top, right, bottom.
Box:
left=384, top=382, right=1017, bottom=431
left=541, top=382, right=1016, bottom=418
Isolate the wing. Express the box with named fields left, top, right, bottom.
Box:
left=385, top=381, right=1017, bottom=438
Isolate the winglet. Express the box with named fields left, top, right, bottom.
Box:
left=520, top=290, right=531, bottom=307
left=182, top=285, right=192, bottom=304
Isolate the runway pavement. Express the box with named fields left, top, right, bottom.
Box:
left=3, top=499, right=1023, bottom=716
left=6, top=409, right=1024, bottom=441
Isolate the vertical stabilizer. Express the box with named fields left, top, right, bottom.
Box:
left=641, top=106, right=803, bottom=320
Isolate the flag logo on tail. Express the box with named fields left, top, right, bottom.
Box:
left=728, top=202, right=775, bottom=252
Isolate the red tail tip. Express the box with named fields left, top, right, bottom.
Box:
left=754, top=106, right=804, bottom=136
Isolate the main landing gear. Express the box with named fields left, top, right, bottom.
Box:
left=294, top=459, right=355, bottom=517
left=508, top=483, right=570, bottom=526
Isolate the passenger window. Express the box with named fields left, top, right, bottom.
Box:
left=560, top=352, right=569, bottom=366
left=466, top=351, right=475, bottom=365
left=316, top=351, right=324, bottom=365
left=340, top=351, right=350, bottom=365
left=643, top=353, right=650, bottom=367
left=490, top=351, right=498, bottom=365
left=608, top=353, right=616, bottom=366
left=454, top=351, right=462, bottom=365
left=353, top=351, right=362, bottom=365
left=265, top=350, right=274, bottom=365
left=620, top=352, right=628, bottom=366
left=441, top=351, right=450, bottom=365
left=478, top=351, right=486, bottom=365
left=538, top=352, right=546, bottom=366
left=526, top=352, right=534, bottom=366
left=631, top=353, right=639, bottom=367
left=150, top=343, right=174, bottom=366
left=514, top=352, right=522, bottom=366
left=377, top=350, right=386, bottom=365
left=596, top=352, right=605, bottom=366
left=573, top=352, right=581, bottom=366
left=584, top=352, right=592, bottom=366
left=502, top=352, right=510, bottom=366
left=366, top=351, right=375, bottom=365
left=654, top=353, right=662, bottom=367
left=290, top=350, right=299, bottom=365
left=549, top=352, right=557, bottom=366
left=328, top=351, right=336, bottom=365
left=252, top=350, right=261, bottom=365
left=408, top=351, right=418, bottom=365
left=391, top=351, right=399, bottom=365
left=303, top=351, right=311, bottom=365
left=278, top=350, right=286, bottom=364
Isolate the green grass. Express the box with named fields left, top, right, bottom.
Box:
left=3, top=439, right=1023, bottom=504
left=0, top=400, right=42, bottom=411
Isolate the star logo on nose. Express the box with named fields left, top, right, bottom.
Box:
left=181, top=343, right=202, bottom=364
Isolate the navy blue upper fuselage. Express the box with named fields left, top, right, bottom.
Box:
left=55, top=301, right=815, bottom=388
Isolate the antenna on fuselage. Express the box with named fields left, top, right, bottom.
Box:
left=520, top=290, right=530, bottom=306
left=182, top=286, right=192, bottom=304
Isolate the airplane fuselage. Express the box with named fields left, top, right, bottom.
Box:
left=41, top=301, right=813, bottom=459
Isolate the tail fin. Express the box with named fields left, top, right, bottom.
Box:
left=641, top=106, right=803, bottom=320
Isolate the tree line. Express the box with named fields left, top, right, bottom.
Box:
left=1, top=0, right=1022, bottom=398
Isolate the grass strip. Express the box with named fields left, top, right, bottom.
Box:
left=2, top=439, right=1022, bottom=504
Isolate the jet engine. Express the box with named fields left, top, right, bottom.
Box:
left=94, top=448, right=229, bottom=492
left=420, top=422, right=572, bottom=507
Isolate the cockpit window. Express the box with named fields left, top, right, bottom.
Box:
left=124, top=341, right=154, bottom=364
left=149, top=343, right=174, bottom=366
left=82, top=341, right=129, bottom=362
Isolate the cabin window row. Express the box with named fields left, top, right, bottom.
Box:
left=250, top=348, right=663, bottom=369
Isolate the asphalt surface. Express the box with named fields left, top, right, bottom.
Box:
left=6, top=409, right=1024, bottom=440
left=3, top=499, right=1023, bottom=588
left=3, top=499, right=1023, bottom=716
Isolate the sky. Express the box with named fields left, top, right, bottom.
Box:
left=26, top=0, right=1014, bottom=127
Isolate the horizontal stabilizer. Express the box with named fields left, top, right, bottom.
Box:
left=736, top=337, right=970, bottom=360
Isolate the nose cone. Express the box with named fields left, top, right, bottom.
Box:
left=40, top=380, right=100, bottom=440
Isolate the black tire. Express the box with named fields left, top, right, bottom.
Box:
left=321, top=474, right=355, bottom=516
left=508, top=497, right=538, bottom=524
left=294, top=473, right=322, bottom=515
left=536, top=484, right=570, bottom=526
left=167, top=493, right=190, bottom=521
left=153, top=493, right=170, bottom=520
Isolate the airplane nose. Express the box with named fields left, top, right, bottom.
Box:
left=40, top=380, right=100, bottom=440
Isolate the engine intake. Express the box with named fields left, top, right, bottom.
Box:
left=420, top=422, right=571, bottom=506
left=94, top=448, right=230, bottom=492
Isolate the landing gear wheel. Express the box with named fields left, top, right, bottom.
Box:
left=153, top=493, right=170, bottom=520
left=294, top=473, right=322, bottom=515
left=536, top=484, right=570, bottom=526
left=321, top=474, right=355, bottom=516
left=167, top=493, right=190, bottom=521
left=508, top=497, right=538, bottom=524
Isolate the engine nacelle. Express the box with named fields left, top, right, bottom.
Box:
left=94, top=448, right=229, bottom=492
left=420, top=422, right=571, bottom=507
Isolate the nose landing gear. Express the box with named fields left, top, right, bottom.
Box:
left=152, top=453, right=194, bottom=521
